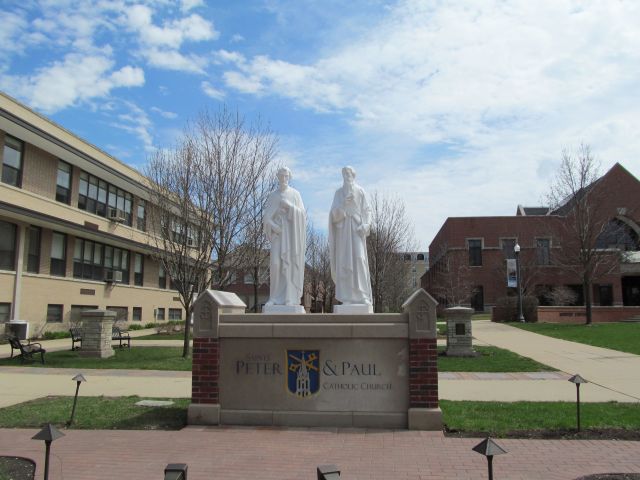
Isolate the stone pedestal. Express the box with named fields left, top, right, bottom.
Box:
left=333, top=304, right=373, bottom=314
left=79, top=309, right=116, bottom=358
left=263, top=304, right=305, bottom=314
left=444, top=306, right=476, bottom=357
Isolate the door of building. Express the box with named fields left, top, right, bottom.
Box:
left=622, top=276, right=640, bottom=306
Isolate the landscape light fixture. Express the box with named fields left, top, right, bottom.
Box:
left=67, top=373, right=86, bottom=427
left=568, top=374, right=588, bottom=432
left=317, top=464, right=341, bottom=480
left=473, top=437, right=507, bottom=480
left=164, top=463, right=188, bottom=480
left=514, top=243, right=525, bottom=322
left=32, top=424, right=65, bottom=480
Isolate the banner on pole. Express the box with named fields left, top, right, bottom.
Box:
left=507, top=259, right=517, bottom=288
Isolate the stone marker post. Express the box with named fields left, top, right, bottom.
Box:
left=79, top=309, right=116, bottom=358
left=444, top=306, right=476, bottom=357
left=402, top=289, right=442, bottom=430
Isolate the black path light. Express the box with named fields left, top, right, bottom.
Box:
left=67, top=373, right=86, bottom=427
left=317, top=464, right=341, bottom=480
left=514, top=243, right=525, bottom=322
left=164, top=463, right=188, bottom=480
left=568, top=374, right=588, bottom=432
left=472, top=437, right=507, bottom=480
left=32, top=424, right=65, bottom=480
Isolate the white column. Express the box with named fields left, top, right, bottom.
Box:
left=11, top=223, right=26, bottom=320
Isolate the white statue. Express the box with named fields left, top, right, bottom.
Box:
left=263, top=167, right=306, bottom=313
left=329, top=166, right=373, bottom=313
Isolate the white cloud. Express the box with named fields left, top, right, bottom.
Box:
left=151, top=106, right=178, bottom=119
left=0, top=52, right=144, bottom=113
left=201, top=81, right=225, bottom=100
left=180, top=0, right=204, bottom=12
left=230, top=34, right=244, bottom=43
left=112, top=101, right=155, bottom=152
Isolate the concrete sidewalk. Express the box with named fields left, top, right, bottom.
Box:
left=1, top=426, right=639, bottom=480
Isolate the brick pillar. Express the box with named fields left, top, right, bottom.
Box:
left=409, top=338, right=439, bottom=409
left=192, top=338, right=219, bottom=405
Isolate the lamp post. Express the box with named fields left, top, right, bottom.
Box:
left=67, top=373, right=86, bottom=426
left=472, top=437, right=507, bottom=480
left=514, top=243, right=525, bottom=323
left=568, top=374, right=588, bottom=432
left=32, top=424, right=64, bottom=480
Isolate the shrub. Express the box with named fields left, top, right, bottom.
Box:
left=42, top=331, right=72, bottom=340
left=128, top=324, right=144, bottom=331
left=492, top=296, right=538, bottom=323
left=144, top=322, right=158, bottom=329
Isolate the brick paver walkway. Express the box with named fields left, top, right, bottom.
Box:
left=1, top=426, right=639, bottom=480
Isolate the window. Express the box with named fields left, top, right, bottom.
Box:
left=416, top=253, right=425, bottom=261
left=47, top=304, right=63, bottom=323
left=470, top=286, right=484, bottom=312
left=107, top=306, right=128, bottom=323
left=0, top=220, right=17, bottom=270
left=169, top=308, right=182, bottom=321
left=501, top=238, right=516, bottom=259
left=159, top=264, right=167, bottom=289
left=132, top=307, right=142, bottom=321
left=26, top=226, right=41, bottom=273
left=134, top=253, right=144, bottom=286
left=468, top=239, right=482, bottom=266
left=536, top=238, right=551, bottom=265
left=403, top=253, right=412, bottom=262
left=78, top=171, right=133, bottom=225
left=70, top=305, right=98, bottom=324
left=2, top=135, right=23, bottom=187
left=0, top=303, right=10, bottom=323
left=136, top=200, right=146, bottom=231
left=50, top=232, right=67, bottom=276
left=244, top=272, right=254, bottom=284
left=56, top=160, right=72, bottom=204
left=156, top=308, right=166, bottom=321
left=74, top=238, right=130, bottom=283
left=598, top=285, right=613, bottom=306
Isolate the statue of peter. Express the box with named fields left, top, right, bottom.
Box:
left=263, top=167, right=306, bottom=313
left=329, top=166, right=373, bottom=313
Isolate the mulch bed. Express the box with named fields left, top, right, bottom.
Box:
left=0, top=457, right=35, bottom=480
left=445, top=427, right=640, bottom=441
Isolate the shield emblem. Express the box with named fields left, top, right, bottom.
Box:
left=286, top=350, right=320, bottom=397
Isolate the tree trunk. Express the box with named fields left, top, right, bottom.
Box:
left=253, top=269, right=259, bottom=313
left=584, top=275, right=593, bottom=325
left=183, top=305, right=191, bottom=358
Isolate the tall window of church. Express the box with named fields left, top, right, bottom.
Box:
left=26, top=226, right=41, bottom=273
left=50, top=232, right=67, bottom=277
left=134, top=253, right=144, bottom=286
left=536, top=238, right=551, bottom=265
left=56, top=160, right=72, bottom=204
left=501, top=238, right=516, bottom=259
left=596, top=219, right=640, bottom=251
left=2, top=135, right=23, bottom=187
left=468, top=239, right=482, bottom=266
left=0, top=220, right=17, bottom=270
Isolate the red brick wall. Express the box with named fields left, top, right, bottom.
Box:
left=409, top=338, right=438, bottom=409
left=192, top=337, right=219, bottom=404
left=538, top=306, right=640, bottom=323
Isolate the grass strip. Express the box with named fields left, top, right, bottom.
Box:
left=440, top=400, right=640, bottom=436
left=136, top=333, right=192, bottom=341
left=512, top=322, right=640, bottom=355
left=0, top=396, right=190, bottom=430
left=0, top=347, right=191, bottom=371
left=437, top=346, right=556, bottom=372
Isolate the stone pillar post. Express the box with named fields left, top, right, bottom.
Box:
left=402, top=289, right=442, bottom=430
left=79, top=309, right=116, bottom=358
left=444, top=306, right=476, bottom=357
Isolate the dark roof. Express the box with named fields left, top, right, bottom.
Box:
left=516, top=206, right=550, bottom=216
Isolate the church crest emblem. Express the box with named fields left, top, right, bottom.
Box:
left=286, top=350, right=320, bottom=398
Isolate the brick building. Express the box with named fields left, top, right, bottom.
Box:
left=423, top=163, right=640, bottom=312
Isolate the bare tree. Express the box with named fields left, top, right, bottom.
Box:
left=426, top=243, right=475, bottom=308
left=190, top=108, right=278, bottom=290
left=305, top=223, right=333, bottom=312
left=367, top=192, right=416, bottom=312
left=145, top=139, right=216, bottom=358
left=546, top=145, right=619, bottom=324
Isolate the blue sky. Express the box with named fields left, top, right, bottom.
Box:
left=3, top=0, right=640, bottom=250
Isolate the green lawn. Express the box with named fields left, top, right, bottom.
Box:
left=438, top=346, right=556, bottom=372
left=512, top=322, right=640, bottom=355
left=0, top=347, right=191, bottom=371
left=441, top=400, right=640, bottom=436
left=0, top=396, right=189, bottom=430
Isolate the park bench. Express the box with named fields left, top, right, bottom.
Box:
left=7, top=335, right=46, bottom=364
left=69, top=326, right=83, bottom=350
left=112, top=326, right=131, bottom=348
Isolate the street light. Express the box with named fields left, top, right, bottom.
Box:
left=32, top=424, right=65, bottom=480
left=514, top=243, right=525, bottom=322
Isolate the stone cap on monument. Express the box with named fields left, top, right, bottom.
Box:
left=402, top=288, right=438, bottom=339
left=82, top=309, right=117, bottom=319
left=192, top=290, right=247, bottom=338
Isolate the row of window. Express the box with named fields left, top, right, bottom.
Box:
left=467, top=238, right=551, bottom=267
left=43, top=305, right=183, bottom=323
left=1, top=134, right=146, bottom=231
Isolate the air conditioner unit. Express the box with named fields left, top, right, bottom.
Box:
left=105, top=270, right=123, bottom=283
left=108, top=208, right=126, bottom=223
